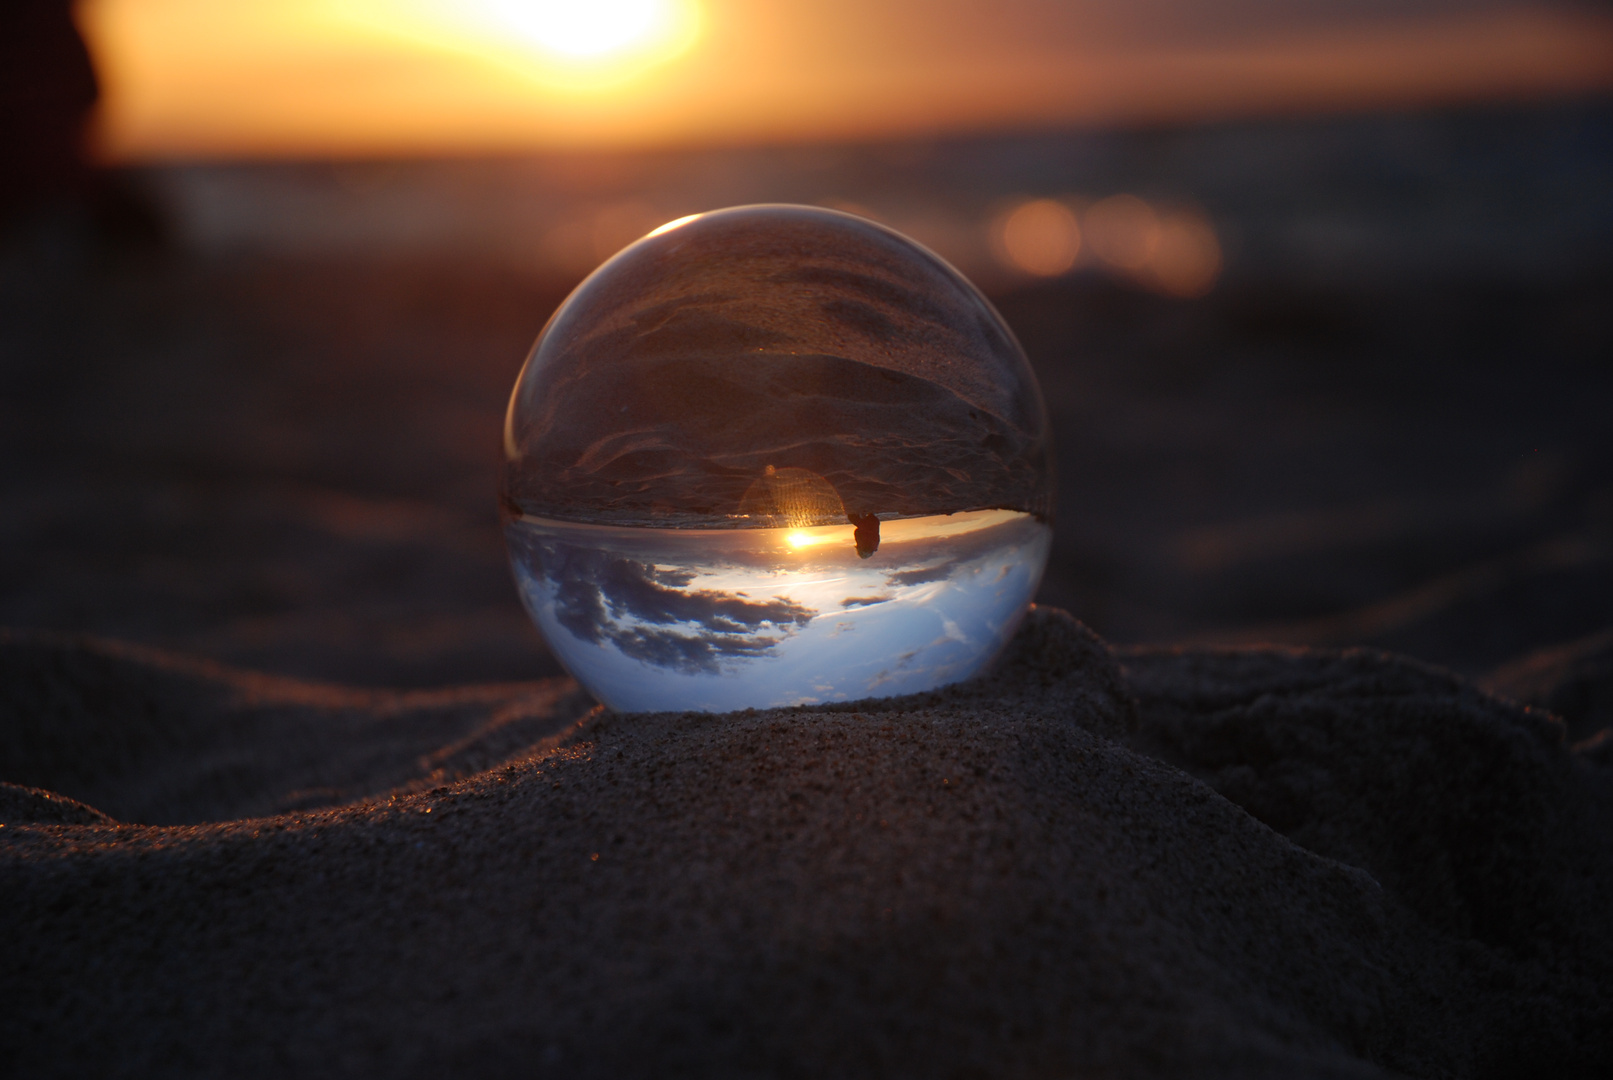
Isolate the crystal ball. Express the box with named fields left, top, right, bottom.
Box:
left=501, top=204, right=1053, bottom=712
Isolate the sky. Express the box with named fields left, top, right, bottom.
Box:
left=78, top=0, right=1613, bottom=159
left=509, top=511, right=1051, bottom=712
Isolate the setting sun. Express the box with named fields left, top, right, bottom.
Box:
left=344, top=0, right=703, bottom=85
left=472, top=0, right=689, bottom=59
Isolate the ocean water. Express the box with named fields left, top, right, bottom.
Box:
left=506, top=509, right=1051, bottom=712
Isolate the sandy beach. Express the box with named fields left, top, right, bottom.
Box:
left=4, top=607, right=1610, bottom=1077
left=3, top=101, right=1612, bottom=1077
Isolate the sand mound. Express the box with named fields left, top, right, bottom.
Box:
left=0, top=629, right=593, bottom=824
left=0, top=781, right=112, bottom=825
left=1120, top=643, right=1613, bottom=1076
left=3, top=609, right=1610, bottom=1078
left=1482, top=627, right=1613, bottom=746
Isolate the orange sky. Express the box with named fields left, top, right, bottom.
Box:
left=79, top=0, right=1613, bottom=160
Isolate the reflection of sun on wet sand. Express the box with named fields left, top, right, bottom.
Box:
left=505, top=508, right=1050, bottom=712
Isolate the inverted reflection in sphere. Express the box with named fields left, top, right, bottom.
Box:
left=501, top=205, right=1053, bottom=712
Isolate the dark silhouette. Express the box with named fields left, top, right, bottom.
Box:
left=1, top=1, right=165, bottom=250
left=1, top=1, right=98, bottom=224
left=849, top=512, right=881, bottom=558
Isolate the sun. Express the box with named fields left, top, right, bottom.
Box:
left=481, top=0, right=679, bottom=59
left=334, top=0, right=703, bottom=91
left=443, top=0, right=702, bottom=73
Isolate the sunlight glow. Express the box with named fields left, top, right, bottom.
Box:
left=77, top=2, right=1613, bottom=161
left=776, top=510, right=1027, bottom=554
left=365, top=0, right=703, bottom=86
left=77, top=0, right=709, bottom=158
left=786, top=528, right=845, bottom=551
left=483, top=0, right=675, bottom=58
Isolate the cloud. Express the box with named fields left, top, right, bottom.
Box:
left=882, top=517, right=1036, bottom=588
left=538, top=540, right=816, bottom=674
left=885, top=561, right=960, bottom=587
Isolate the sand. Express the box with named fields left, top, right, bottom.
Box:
left=1482, top=628, right=1613, bottom=749
left=3, top=607, right=1609, bottom=1078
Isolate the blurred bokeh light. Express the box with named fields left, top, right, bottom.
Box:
left=1085, top=195, right=1160, bottom=272
left=1148, top=211, right=1222, bottom=298
left=994, top=199, right=1082, bottom=278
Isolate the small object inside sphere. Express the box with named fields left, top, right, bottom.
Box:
left=502, top=204, right=1054, bottom=712
left=848, top=513, right=881, bottom=559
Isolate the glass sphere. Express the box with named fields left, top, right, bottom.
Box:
left=502, top=205, right=1053, bottom=712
